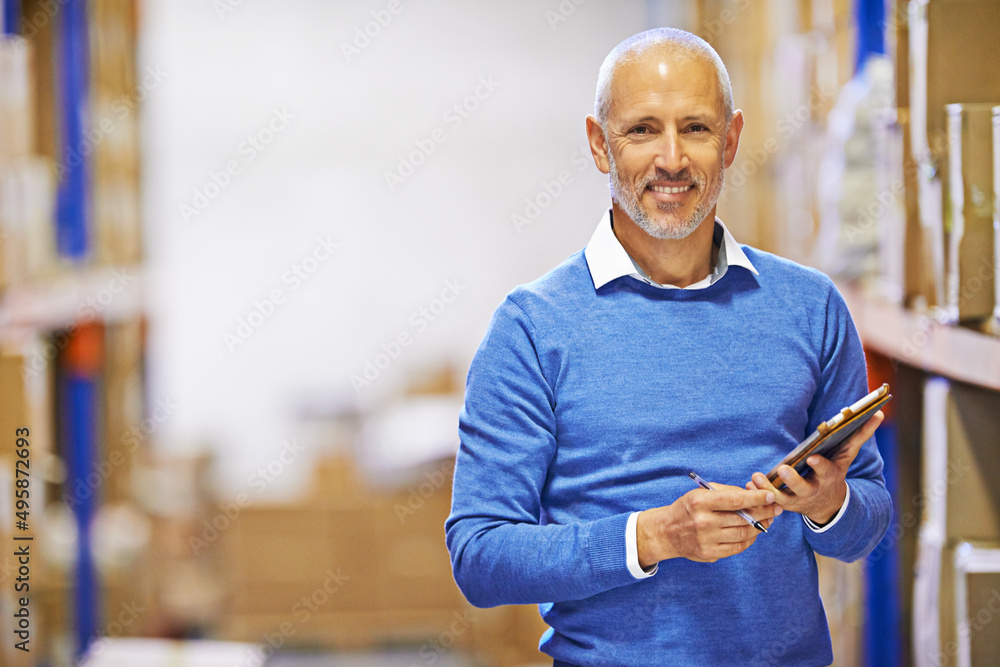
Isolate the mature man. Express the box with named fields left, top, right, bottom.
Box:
left=446, top=27, right=891, bottom=665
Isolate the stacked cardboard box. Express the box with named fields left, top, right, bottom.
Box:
left=5, top=0, right=143, bottom=273
left=89, top=0, right=142, bottom=266
left=906, top=0, right=1000, bottom=309
left=100, top=321, right=146, bottom=504
left=945, top=104, right=997, bottom=326
left=218, top=454, right=551, bottom=664
left=134, top=452, right=224, bottom=638
left=913, top=379, right=1000, bottom=666
left=0, top=35, right=56, bottom=289
left=219, top=457, right=468, bottom=649
left=952, top=543, right=1000, bottom=667
left=0, top=35, right=32, bottom=157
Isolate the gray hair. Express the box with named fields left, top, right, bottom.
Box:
left=594, top=28, right=734, bottom=131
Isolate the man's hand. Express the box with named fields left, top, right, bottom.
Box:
left=748, top=411, right=884, bottom=525
left=636, top=484, right=782, bottom=567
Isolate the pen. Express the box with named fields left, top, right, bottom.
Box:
left=688, top=471, right=768, bottom=533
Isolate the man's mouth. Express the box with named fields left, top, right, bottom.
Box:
left=648, top=183, right=694, bottom=194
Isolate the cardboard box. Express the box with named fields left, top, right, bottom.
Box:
left=89, top=0, right=143, bottom=267
left=909, top=0, right=1000, bottom=167
left=914, top=539, right=1000, bottom=667
left=920, top=378, right=1000, bottom=544
left=217, top=451, right=480, bottom=653
left=914, top=379, right=1000, bottom=666
left=17, top=0, right=56, bottom=164
left=466, top=604, right=551, bottom=666
left=891, top=0, right=910, bottom=116
left=908, top=0, right=1000, bottom=310
left=227, top=575, right=384, bottom=617
left=0, top=352, right=27, bottom=464
left=307, top=455, right=374, bottom=509
left=220, top=608, right=478, bottom=653
left=900, top=107, right=941, bottom=307
left=0, top=36, right=33, bottom=158
left=0, top=156, right=56, bottom=287
left=101, top=321, right=145, bottom=504
left=946, top=104, right=997, bottom=323
left=953, top=542, right=1000, bottom=667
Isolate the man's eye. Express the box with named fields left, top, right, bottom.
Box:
left=630, top=126, right=649, bottom=135
left=687, top=124, right=708, bottom=132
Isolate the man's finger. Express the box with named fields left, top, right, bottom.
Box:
left=835, top=410, right=884, bottom=459
left=806, top=452, right=837, bottom=477
left=775, top=465, right=814, bottom=498
left=803, top=417, right=878, bottom=477
left=703, top=524, right=760, bottom=550
left=852, top=410, right=885, bottom=449
left=750, top=472, right=792, bottom=502
left=698, top=485, right=775, bottom=511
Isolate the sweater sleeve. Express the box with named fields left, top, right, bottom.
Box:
left=801, top=282, right=893, bottom=562
left=445, top=296, right=640, bottom=608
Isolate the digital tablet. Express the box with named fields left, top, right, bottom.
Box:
left=767, top=383, right=892, bottom=488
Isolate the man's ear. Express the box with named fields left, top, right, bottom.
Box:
left=586, top=115, right=611, bottom=174
left=723, top=109, right=744, bottom=169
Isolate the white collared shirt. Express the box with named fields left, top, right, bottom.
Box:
left=581, top=210, right=850, bottom=578
left=584, top=209, right=758, bottom=291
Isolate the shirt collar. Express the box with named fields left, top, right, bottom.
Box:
left=583, top=209, right=758, bottom=290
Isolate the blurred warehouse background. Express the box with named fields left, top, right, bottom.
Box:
left=1, top=0, right=1000, bottom=665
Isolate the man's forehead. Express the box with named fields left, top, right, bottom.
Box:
left=608, top=54, right=723, bottom=120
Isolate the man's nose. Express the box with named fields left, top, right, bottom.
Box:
left=652, top=130, right=688, bottom=175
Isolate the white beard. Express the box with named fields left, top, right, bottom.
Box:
left=608, top=152, right=724, bottom=240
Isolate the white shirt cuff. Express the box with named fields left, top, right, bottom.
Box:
left=802, top=481, right=851, bottom=533
left=626, top=511, right=657, bottom=578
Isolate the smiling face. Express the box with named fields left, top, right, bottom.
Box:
left=588, top=50, right=743, bottom=240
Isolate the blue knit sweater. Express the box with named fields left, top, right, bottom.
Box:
left=446, top=245, right=892, bottom=666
